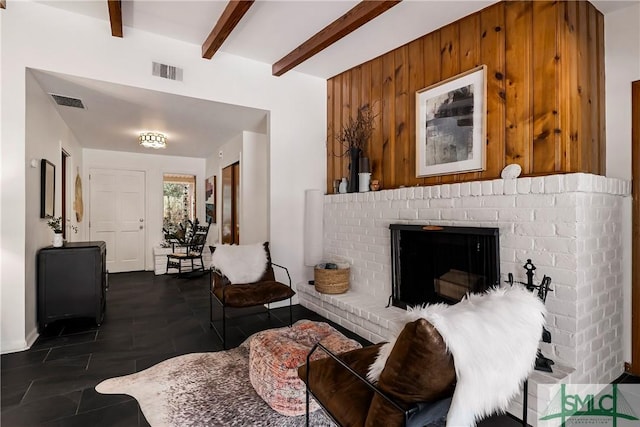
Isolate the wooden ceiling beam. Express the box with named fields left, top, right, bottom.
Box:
left=107, top=0, right=123, bottom=38
left=202, top=0, right=255, bottom=59
left=272, top=0, right=402, bottom=76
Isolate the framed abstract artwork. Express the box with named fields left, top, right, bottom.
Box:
left=415, top=65, right=487, bottom=178
left=205, top=175, right=216, bottom=224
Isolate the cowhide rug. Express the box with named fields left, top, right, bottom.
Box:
left=95, top=337, right=334, bottom=427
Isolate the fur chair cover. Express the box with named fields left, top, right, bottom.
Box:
left=367, top=285, right=546, bottom=427
left=210, top=243, right=268, bottom=284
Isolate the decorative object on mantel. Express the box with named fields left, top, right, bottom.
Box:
left=506, top=258, right=554, bottom=373
left=416, top=65, right=487, bottom=178
left=338, top=177, right=348, bottom=194
left=314, top=261, right=350, bottom=294
left=500, top=163, right=522, bottom=179
left=358, top=173, right=371, bottom=192
left=358, top=156, right=371, bottom=192
left=359, top=156, right=370, bottom=174
left=332, top=179, right=341, bottom=194
left=335, top=104, right=376, bottom=193
left=348, top=147, right=361, bottom=193
left=46, top=216, right=77, bottom=247
left=370, top=179, right=380, bottom=191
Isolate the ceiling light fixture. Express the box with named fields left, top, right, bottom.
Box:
left=139, top=132, right=167, bottom=149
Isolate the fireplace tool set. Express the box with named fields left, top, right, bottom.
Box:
left=506, top=259, right=554, bottom=373
left=505, top=259, right=555, bottom=427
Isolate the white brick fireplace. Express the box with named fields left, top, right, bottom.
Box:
left=297, top=173, right=631, bottom=424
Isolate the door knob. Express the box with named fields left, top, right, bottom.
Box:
left=140, top=225, right=144, bottom=230
left=139, top=218, right=144, bottom=222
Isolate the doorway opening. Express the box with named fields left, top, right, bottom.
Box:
left=61, top=150, right=70, bottom=239
left=221, top=163, right=239, bottom=244
left=163, top=174, right=197, bottom=237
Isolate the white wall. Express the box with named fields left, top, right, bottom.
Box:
left=83, top=149, right=205, bottom=271
left=605, top=3, right=639, bottom=181
left=204, top=133, right=244, bottom=245
left=241, top=131, right=269, bottom=244
left=604, top=2, right=640, bottom=365
left=1, top=1, right=326, bottom=353
left=220, top=134, right=243, bottom=167
left=208, top=131, right=269, bottom=245
left=218, top=133, right=243, bottom=243
left=21, top=70, right=85, bottom=348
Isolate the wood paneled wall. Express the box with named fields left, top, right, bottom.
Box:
left=326, top=1, right=605, bottom=192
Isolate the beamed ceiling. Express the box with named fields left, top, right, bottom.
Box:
left=6, top=0, right=637, bottom=158
left=28, top=0, right=509, bottom=79
left=109, top=0, right=404, bottom=77
left=21, top=0, right=634, bottom=79
left=96, top=0, right=640, bottom=76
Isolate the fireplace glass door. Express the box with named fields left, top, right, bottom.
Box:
left=390, top=224, right=500, bottom=308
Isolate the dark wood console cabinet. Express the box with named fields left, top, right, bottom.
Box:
left=38, top=241, right=107, bottom=331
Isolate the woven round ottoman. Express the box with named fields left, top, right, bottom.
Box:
left=249, top=319, right=362, bottom=416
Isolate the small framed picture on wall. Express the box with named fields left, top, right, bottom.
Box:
left=205, top=175, right=216, bottom=224
left=41, top=159, right=55, bottom=218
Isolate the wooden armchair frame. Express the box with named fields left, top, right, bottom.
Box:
left=166, top=219, right=210, bottom=276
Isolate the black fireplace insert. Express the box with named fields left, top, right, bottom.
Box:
left=390, top=224, right=500, bottom=308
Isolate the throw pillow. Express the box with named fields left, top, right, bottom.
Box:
left=364, top=319, right=456, bottom=427
left=367, top=285, right=546, bottom=427
left=210, top=242, right=268, bottom=284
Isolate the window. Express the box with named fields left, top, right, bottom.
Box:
left=163, top=174, right=196, bottom=237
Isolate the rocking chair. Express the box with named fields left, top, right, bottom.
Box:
left=166, top=219, right=211, bottom=276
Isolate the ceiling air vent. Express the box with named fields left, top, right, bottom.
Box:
left=50, top=94, right=85, bottom=109
left=152, top=62, right=183, bottom=81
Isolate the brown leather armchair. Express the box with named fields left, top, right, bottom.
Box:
left=299, top=285, right=546, bottom=427
left=299, top=319, right=456, bottom=427
left=209, top=242, right=295, bottom=349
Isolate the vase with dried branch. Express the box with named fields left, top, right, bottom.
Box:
left=336, top=104, right=375, bottom=193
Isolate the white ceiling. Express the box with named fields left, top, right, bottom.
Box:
left=30, top=69, right=268, bottom=158
left=38, top=0, right=509, bottom=79
left=32, top=0, right=639, bottom=158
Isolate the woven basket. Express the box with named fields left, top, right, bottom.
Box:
left=314, top=267, right=350, bottom=294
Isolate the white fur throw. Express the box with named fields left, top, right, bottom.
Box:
left=210, top=243, right=268, bottom=284
left=367, top=285, right=546, bottom=427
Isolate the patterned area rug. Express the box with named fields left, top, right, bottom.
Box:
left=96, top=336, right=335, bottom=427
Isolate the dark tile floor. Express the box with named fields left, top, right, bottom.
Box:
left=0, top=270, right=603, bottom=427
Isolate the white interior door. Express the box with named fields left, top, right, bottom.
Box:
left=89, top=168, right=145, bottom=273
